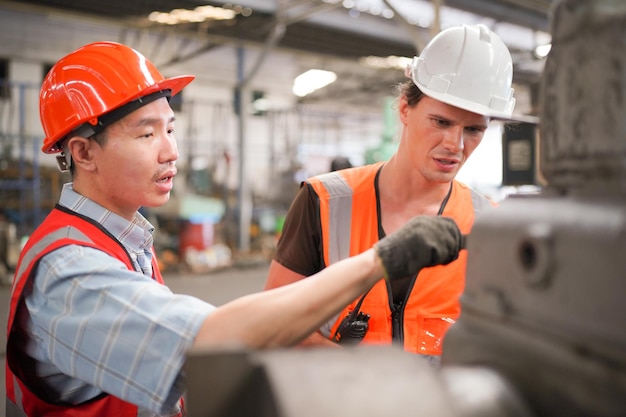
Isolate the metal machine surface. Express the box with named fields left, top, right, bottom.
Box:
left=185, top=0, right=626, bottom=415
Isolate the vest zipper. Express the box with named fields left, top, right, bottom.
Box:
left=388, top=273, right=418, bottom=344
left=387, top=184, right=451, bottom=344
left=391, top=300, right=404, bottom=342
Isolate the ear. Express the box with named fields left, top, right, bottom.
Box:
left=67, top=136, right=97, bottom=172
left=399, top=96, right=410, bottom=126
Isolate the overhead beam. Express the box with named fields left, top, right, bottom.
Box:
left=444, top=0, right=551, bottom=32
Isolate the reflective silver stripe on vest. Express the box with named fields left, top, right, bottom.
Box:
left=315, top=172, right=353, bottom=264
left=469, top=188, right=493, bottom=215
left=13, top=227, right=93, bottom=296
left=6, top=375, right=27, bottom=417
left=314, top=172, right=353, bottom=337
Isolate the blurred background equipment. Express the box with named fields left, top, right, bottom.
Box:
left=329, top=156, right=352, bottom=172
left=364, top=96, right=399, bottom=164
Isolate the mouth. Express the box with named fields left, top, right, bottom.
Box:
left=435, top=158, right=460, bottom=166
left=156, top=169, right=177, bottom=183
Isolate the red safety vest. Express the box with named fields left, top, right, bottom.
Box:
left=308, top=163, right=492, bottom=355
left=5, top=206, right=183, bottom=417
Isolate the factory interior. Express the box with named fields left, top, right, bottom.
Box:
left=1, top=0, right=625, bottom=416
left=0, top=0, right=548, bottom=279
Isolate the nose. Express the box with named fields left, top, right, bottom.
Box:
left=160, top=131, right=179, bottom=163
left=441, top=128, right=465, bottom=153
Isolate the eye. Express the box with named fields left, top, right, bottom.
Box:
left=464, top=126, right=486, bottom=136
left=432, top=118, right=450, bottom=128
left=167, top=127, right=175, bottom=135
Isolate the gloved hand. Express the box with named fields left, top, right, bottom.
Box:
left=374, top=216, right=464, bottom=280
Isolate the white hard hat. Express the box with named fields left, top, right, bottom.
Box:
left=405, top=24, right=516, bottom=119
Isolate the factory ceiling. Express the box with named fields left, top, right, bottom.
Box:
left=10, top=0, right=554, bottom=110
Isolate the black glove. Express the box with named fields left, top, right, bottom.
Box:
left=374, top=216, right=463, bottom=280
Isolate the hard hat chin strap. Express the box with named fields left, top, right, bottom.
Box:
left=56, top=150, right=71, bottom=172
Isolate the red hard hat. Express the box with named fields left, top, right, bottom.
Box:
left=40, top=41, right=194, bottom=154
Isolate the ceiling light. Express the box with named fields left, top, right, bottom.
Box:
left=534, top=43, right=552, bottom=59
left=361, top=55, right=412, bottom=70
left=292, top=69, right=337, bottom=97
left=148, top=5, right=237, bottom=25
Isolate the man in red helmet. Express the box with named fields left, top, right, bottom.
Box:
left=5, top=41, right=465, bottom=416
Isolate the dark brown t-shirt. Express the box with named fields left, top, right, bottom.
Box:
left=274, top=183, right=325, bottom=277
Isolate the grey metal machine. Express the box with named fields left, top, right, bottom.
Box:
left=185, top=0, right=626, bottom=415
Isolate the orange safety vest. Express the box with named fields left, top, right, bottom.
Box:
left=5, top=206, right=183, bottom=417
left=307, top=162, right=492, bottom=355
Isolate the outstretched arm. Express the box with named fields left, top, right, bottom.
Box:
left=193, top=248, right=383, bottom=349
left=264, top=260, right=340, bottom=348
left=191, top=216, right=463, bottom=350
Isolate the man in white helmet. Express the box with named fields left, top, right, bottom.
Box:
left=264, top=24, right=516, bottom=361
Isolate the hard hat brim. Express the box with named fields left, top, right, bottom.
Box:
left=41, top=74, right=195, bottom=154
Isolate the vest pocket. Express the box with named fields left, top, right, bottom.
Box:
left=416, top=315, right=456, bottom=355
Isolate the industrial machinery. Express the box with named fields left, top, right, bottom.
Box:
left=184, top=0, right=626, bottom=415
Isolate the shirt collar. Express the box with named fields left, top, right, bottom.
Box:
left=58, top=183, right=155, bottom=251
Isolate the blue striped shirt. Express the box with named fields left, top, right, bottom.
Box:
left=22, top=183, right=215, bottom=415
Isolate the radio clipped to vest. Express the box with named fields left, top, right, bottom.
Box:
left=332, top=293, right=370, bottom=345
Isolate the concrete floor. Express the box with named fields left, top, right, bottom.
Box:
left=0, top=259, right=271, bottom=415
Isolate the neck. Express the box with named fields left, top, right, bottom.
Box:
left=379, top=158, right=453, bottom=210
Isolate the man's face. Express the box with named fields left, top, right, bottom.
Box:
left=83, top=97, right=178, bottom=219
left=400, top=95, right=489, bottom=184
